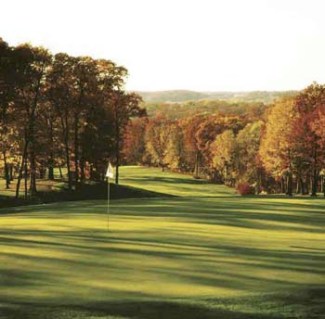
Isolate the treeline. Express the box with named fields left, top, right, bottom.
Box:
left=123, top=83, right=325, bottom=196
left=138, top=89, right=297, bottom=104
left=145, top=99, right=266, bottom=119
left=0, top=38, right=144, bottom=198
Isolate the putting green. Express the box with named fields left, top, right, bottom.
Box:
left=0, top=166, right=324, bottom=318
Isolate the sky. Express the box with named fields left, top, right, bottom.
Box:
left=1, top=0, right=325, bottom=92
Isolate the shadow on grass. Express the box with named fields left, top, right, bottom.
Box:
left=0, top=300, right=284, bottom=319
left=0, top=225, right=324, bottom=292
left=0, top=182, right=175, bottom=210
left=124, top=175, right=210, bottom=185
left=1, top=210, right=324, bottom=318
left=108, top=196, right=325, bottom=234
left=2, top=287, right=325, bottom=319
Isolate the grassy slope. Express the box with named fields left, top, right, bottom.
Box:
left=0, top=166, right=324, bottom=318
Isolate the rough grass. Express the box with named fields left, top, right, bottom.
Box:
left=0, top=166, right=324, bottom=318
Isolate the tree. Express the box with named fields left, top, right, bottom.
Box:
left=293, top=83, right=325, bottom=196
left=122, top=117, right=148, bottom=164
left=144, top=116, right=173, bottom=170
left=163, top=122, right=185, bottom=170
left=47, top=53, right=76, bottom=190
left=210, top=129, right=237, bottom=185
left=259, top=98, right=298, bottom=195
left=0, top=38, right=16, bottom=188
left=311, top=103, right=325, bottom=196
left=180, top=115, right=205, bottom=177
left=236, top=121, right=264, bottom=193
left=195, top=114, right=245, bottom=179
left=12, top=44, right=52, bottom=197
left=1, top=36, right=146, bottom=198
left=112, top=91, right=145, bottom=184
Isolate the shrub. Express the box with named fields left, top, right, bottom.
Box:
left=236, top=182, right=255, bottom=195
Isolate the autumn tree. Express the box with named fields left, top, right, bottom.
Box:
left=164, top=122, right=185, bottom=171
left=47, top=53, right=76, bottom=189
left=211, top=129, right=237, bottom=185
left=180, top=115, right=205, bottom=177
left=311, top=103, right=325, bottom=196
left=122, top=117, right=148, bottom=164
left=293, top=83, right=325, bottom=196
left=0, top=38, right=16, bottom=188
left=112, top=91, right=145, bottom=184
left=259, top=98, right=298, bottom=195
left=145, top=116, right=173, bottom=170
left=195, top=114, right=245, bottom=179
left=11, top=44, right=52, bottom=197
left=236, top=121, right=264, bottom=192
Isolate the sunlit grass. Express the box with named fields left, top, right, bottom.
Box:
left=119, top=166, right=236, bottom=197
left=0, top=166, right=324, bottom=318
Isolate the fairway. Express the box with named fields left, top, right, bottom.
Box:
left=0, top=166, right=324, bottom=318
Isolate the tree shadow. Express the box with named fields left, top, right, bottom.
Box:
left=0, top=299, right=285, bottom=319
left=1, top=190, right=325, bottom=319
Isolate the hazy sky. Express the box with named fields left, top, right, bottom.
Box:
left=1, top=0, right=325, bottom=91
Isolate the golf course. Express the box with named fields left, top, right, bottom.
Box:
left=0, top=166, right=324, bottom=319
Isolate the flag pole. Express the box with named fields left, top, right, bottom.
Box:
left=107, top=175, right=110, bottom=231
left=106, top=162, right=114, bottom=232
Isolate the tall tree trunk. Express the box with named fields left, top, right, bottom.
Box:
left=115, top=115, right=120, bottom=185
left=80, top=150, right=85, bottom=183
left=299, top=177, right=305, bottom=195
left=48, top=156, right=54, bottom=180
left=280, top=177, right=285, bottom=193
left=311, top=145, right=318, bottom=196
left=296, top=177, right=300, bottom=194
left=3, top=151, right=10, bottom=189
left=90, top=164, right=94, bottom=180
left=286, top=174, right=293, bottom=196
left=24, top=156, right=28, bottom=200
left=48, top=118, right=55, bottom=180
left=59, top=166, right=63, bottom=179
left=9, top=164, right=13, bottom=181
left=29, top=146, right=37, bottom=196
left=255, top=169, right=261, bottom=195
left=304, top=174, right=310, bottom=195
left=74, top=85, right=84, bottom=188
left=28, top=71, right=43, bottom=196
left=115, top=134, right=120, bottom=185
left=193, top=151, right=199, bottom=178
left=60, top=113, right=72, bottom=190
left=15, top=138, right=29, bottom=199
left=65, top=138, right=72, bottom=190
left=74, top=112, right=79, bottom=189
left=311, top=173, right=318, bottom=196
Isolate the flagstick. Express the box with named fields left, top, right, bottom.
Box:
left=105, top=162, right=114, bottom=232
left=107, top=176, right=110, bottom=231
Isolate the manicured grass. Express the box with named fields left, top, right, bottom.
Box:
left=119, top=166, right=236, bottom=197
left=0, top=166, right=324, bottom=318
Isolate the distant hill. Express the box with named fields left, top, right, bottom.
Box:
left=136, top=90, right=207, bottom=103
left=136, top=90, right=297, bottom=104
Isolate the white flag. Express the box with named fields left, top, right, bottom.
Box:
left=106, top=162, right=114, bottom=179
